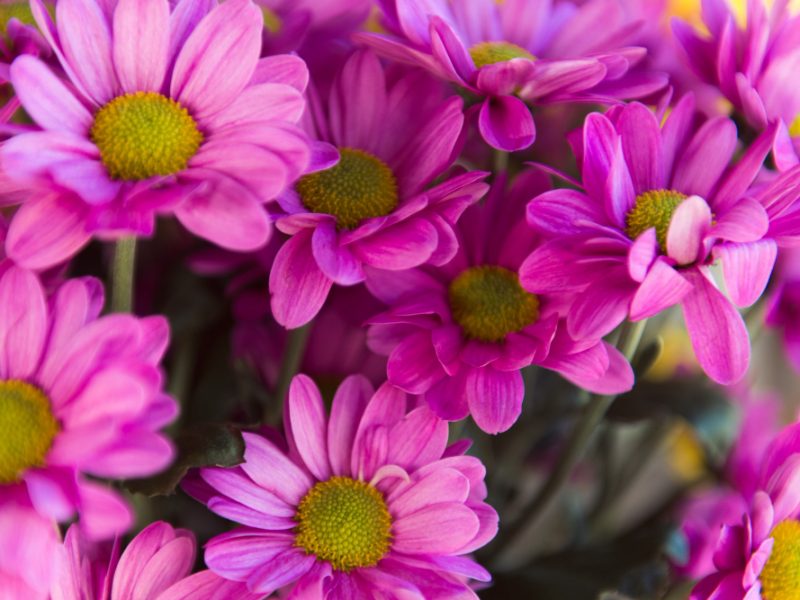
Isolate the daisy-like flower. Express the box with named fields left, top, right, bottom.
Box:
left=521, top=97, right=792, bottom=385
left=186, top=374, right=497, bottom=598
left=692, top=420, right=800, bottom=599
left=358, top=0, right=668, bottom=151
left=366, top=170, right=633, bottom=434
left=51, top=520, right=259, bottom=600
left=270, top=49, right=489, bottom=328
left=0, top=266, right=176, bottom=540
left=0, top=0, right=310, bottom=270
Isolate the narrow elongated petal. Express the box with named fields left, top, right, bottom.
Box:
left=714, top=241, right=777, bottom=308
left=113, top=0, right=169, bottom=93
left=286, top=375, right=331, bottom=481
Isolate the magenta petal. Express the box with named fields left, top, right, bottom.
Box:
left=249, top=55, right=309, bottom=92
left=465, top=367, right=523, bottom=435
left=477, top=95, right=535, bottom=152
left=269, top=230, right=333, bottom=329
left=710, top=198, right=769, bottom=243
left=205, top=532, right=294, bottom=582
left=627, top=228, right=658, bottom=282
left=617, top=102, right=666, bottom=193
left=672, top=117, right=737, bottom=198
left=681, top=268, right=750, bottom=384
left=328, top=375, right=373, bottom=477
left=351, top=217, right=437, bottom=270
left=207, top=83, right=305, bottom=129
left=425, top=372, right=469, bottom=422
left=174, top=181, right=271, bottom=251
left=286, top=374, right=331, bottom=481
left=112, top=0, right=169, bottom=93
left=568, top=273, right=633, bottom=339
left=0, top=266, right=47, bottom=380
left=239, top=433, right=312, bottom=505
left=311, top=222, right=364, bottom=285
left=171, top=0, right=262, bottom=118
left=9, top=56, right=92, bottom=135
left=246, top=549, right=315, bottom=595
left=386, top=406, right=449, bottom=471
left=526, top=188, right=606, bottom=235
left=159, top=570, right=262, bottom=600
left=666, top=195, right=712, bottom=265
left=392, top=503, right=480, bottom=555
left=713, top=241, right=777, bottom=308
left=390, top=468, right=470, bottom=518
left=77, top=480, right=133, bottom=540
left=630, top=259, right=693, bottom=320
left=387, top=331, right=445, bottom=394
left=56, top=0, right=117, bottom=104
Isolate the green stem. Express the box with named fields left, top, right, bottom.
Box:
left=267, top=323, right=312, bottom=423
left=491, top=319, right=648, bottom=569
left=111, top=237, right=137, bottom=314
left=493, top=149, right=509, bottom=174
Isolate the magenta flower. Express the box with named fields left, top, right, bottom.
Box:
left=52, top=520, right=259, bottom=600
left=270, top=49, right=489, bottom=328
left=186, top=374, right=497, bottom=598
left=0, top=0, right=310, bottom=270
left=766, top=248, right=800, bottom=372
left=0, top=266, right=176, bottom=540
left=692, top=420, right=800, bottom=599
left=366, top=171, right=633, bottom=434
left=358, top=0, right=667, bottom=151
left=521, top=98, right=788, bottom=385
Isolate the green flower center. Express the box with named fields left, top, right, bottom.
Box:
left=296, top=148, right=399, bottom=229
left=0, top=380, right=59, bottom=484
left=90, top=92, right=204, bottom=181
left=760, top=520, right=800, bottom=600
left=625, top=189, right=688, bottom=251
left=469, top=41, right=535, bottom=68
left=294, top=476, right=392, bottom=572
left=448, top=265, right=540, bottom=343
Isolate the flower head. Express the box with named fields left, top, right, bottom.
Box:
left=1, top=0, right=311, bottom=270
left=366, top=170, right=633, bottom=434
left=521, top=97, right=796, bottom=384
left=187, top=374, right=497, bottom=597
left=270, top=49, right=489, bottom=328
left=0, top=265, right=176, bottom=540
left=359, top=0, right=668, bottom=150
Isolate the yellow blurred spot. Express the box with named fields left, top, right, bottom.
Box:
left=667, top=422, right=706, bottom=482
left=646, top=326, right=699, bottom=381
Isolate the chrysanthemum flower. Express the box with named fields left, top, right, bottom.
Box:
left=366, top=171, right=633, bottom=434
left=0, top=0, right=310, bottom=270
left=692, top=420, right=800, bottom=599
left=270, top=49, right=489, bottom=328
left=358, top=0, right=668, bottom=151
left=521, top=97, right=790, bottom=384
left=187, top=374, right=497, bottom=598
left=0, top=266, right=176, bottom=539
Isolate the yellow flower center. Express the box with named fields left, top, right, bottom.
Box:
left=789, top=114, right=800, bottom=138
left=261, top=7, right=282, bottom=34
left=625, top=189, right=688, bottom=251
left=449, top=265, right=540, bottom=343
left=90, top=92, right=204, bottom=181
left=760, top=520, right=800, bottom=600
left=0, top=380, right=59, bottom=484
left=296, top=148, right=399, bottom=229
left=294, top=476, right=392, bottom=572
left=469, top=41, right=535, bottom=68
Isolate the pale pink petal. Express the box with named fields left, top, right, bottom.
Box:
left=286, top=374, right=331, bottom=481
left=246, top=549, right=315, bottom=595
left=77, top=480, right=133, bottom=540
left=390, top=469, right=470, bottom=518
left=239, top=433, right=312, bottom=505
left=112, top=0, right=169, bottom=93
left=392, top=503, right=480, bottom=555
left=328, top=375, right=373, bottom=477
left=0, top=266, right=47, bottom=380
left=666, top=195, right=713, bottom=266
left=627, top=228, right=658, bottom=282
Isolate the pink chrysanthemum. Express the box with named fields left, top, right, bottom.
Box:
left=51, top=520, right=259, bottom=600
left=0, top=0, right=310, bottom=270
left=186, top=374, right=497, bottom=598
left=0, top=266, right=176, bottom=540
left=270, top=49, right=489, bottom=328
left=692, top=421, right=800, bottom=599
left=366, top=171, right=633, bottom=434
left=520, top=97, right=800, bottom=385
left=359, top=0, right=667, bottom=151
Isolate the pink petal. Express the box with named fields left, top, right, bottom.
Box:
left=0, top=266, right=47, bottom=380
left=246, top=549, right=315, bottom=595
left=311, top=222, right=364, bottom=285
left=239, top=432, right=312, bottom=505
left=269, top=230, right=333, bottom=329
left=286, top=374, right=331, bottom=481
left=9, top=56, right=92, bottom=135
left=392, top=503, right=480, bottom=555
left=249, top=55, right=309, bottom=92
left=386, top=406, right=449, bottom=471
left=328, top=375, right=373, bottom=477
left=390, top=469, right=470, bottom=518
left=666, top=195, right=712, bottom=266
left=465, top=367, right=523, bottom=435
left=627, top=228, right=658, bottom=282
left=477, top=95, right=536, bottom=152
left=56, top=0, right=117, bottom=104
left=350, top=217, right=438, bottom=271
left=681, top=268, right=750, bottom=384
left=206, top=83, right=305, bottom=130
left=205, top=532, right=294, bottom=582
left=158, top=570, right=262, bottom=600
left=112, top=0, right=169, bottom=93
left=171, top=0, right=262, bottom=118
left=387, top=331, right=445, bottom=394
left=77, top=480, right=133, bottom=540
left=629, top=259, right=693, bottom=320
left=713, top=241, right=777, bottom=308
left=710, top=198, right=769, bottom=243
